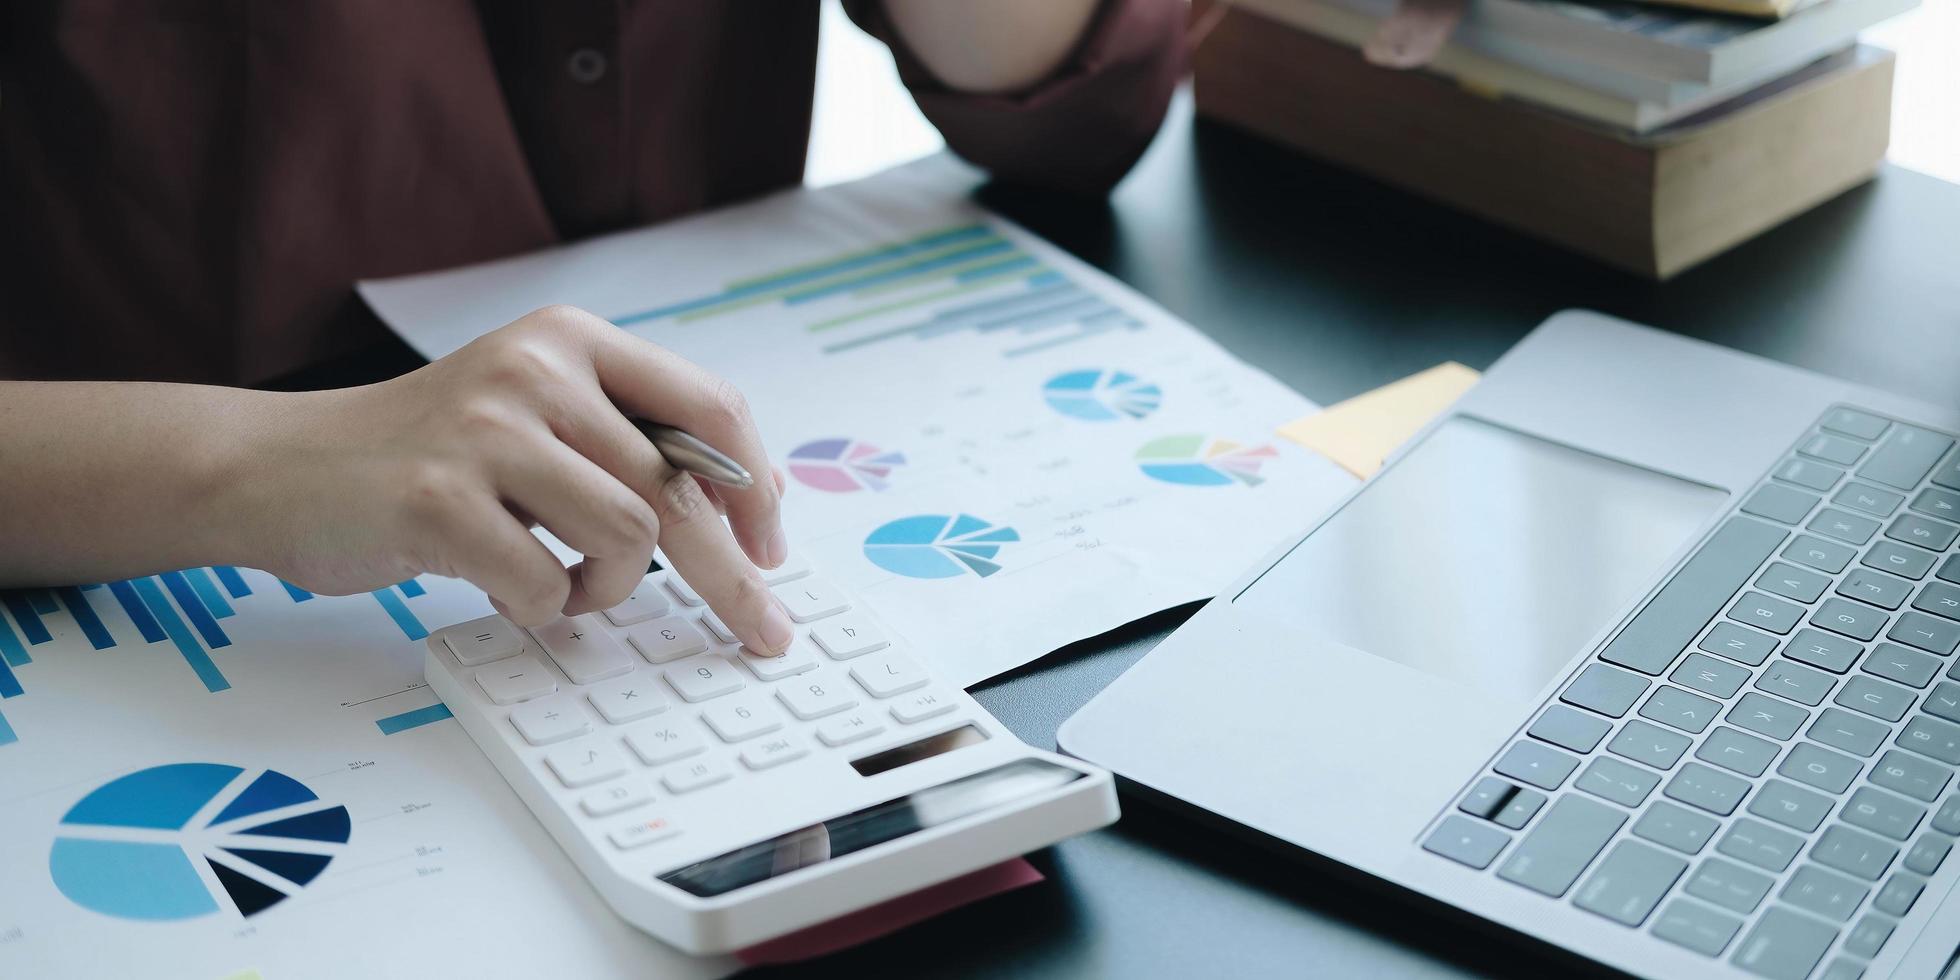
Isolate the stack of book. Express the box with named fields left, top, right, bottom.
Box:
left=1196, top=0, right=1917, bottom=277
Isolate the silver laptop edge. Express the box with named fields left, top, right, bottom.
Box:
left=1060, top=310, right=1960, bottom=980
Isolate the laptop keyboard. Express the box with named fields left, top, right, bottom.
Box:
left=1422, top=407, right=1960, bottom=980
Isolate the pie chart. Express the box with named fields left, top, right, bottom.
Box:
left=50, top=763, right=350, bottom=920
left=863, top=514, right=1020, bottom=579
left=787, top=438, right=907, bottom=493
left=1135, top=434, right=1278, bottom=487
left=1042, top=369, right=1162, bottom=422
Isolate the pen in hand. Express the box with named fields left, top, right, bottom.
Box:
left=632, top=419, right=755, bottom=489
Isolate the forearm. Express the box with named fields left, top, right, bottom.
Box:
left=0, top=381, right=301, bottom=586
left=882, top=0, right=1099, bottom=94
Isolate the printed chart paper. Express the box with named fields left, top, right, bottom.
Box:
left=0, top=571, right=735, bottom=980
left=362, top=160, right=1357, bottom=686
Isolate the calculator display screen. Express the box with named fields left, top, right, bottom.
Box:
left=656, top=754, right=1082, bottom=898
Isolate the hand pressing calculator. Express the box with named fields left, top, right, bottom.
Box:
left=425, top=554, right=1118, bottom=955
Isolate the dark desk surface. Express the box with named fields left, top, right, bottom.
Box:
left=326, top=91, right=1960, bottom=979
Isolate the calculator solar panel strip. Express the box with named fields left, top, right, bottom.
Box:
left=1062, top=311, right=1960, bottom=980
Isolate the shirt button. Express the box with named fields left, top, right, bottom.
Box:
left=567, top=48, right=608, bottom=84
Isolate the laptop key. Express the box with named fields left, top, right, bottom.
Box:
left=1812, top=824, right=1899, bottom=881
left=1873, top=873, right=1924, bottom=916
left=1914, top=582, right=1960, bottom=622
left=1818, top=958, right=1866, bottom=980
left=1832, top=483, right=1904, bottom=519
left=1802, top=434, right=1868, bottom=466
left=1863, top=541, right=1937, bottom=580
left=1757, top=563, right=1830, bottom=604
left=1888, top=513, right=1959, bottom=551
left=1897, top=713, right=1960, bottom=765
left=1843, top=915, right=1896, bottom=959
left=1775, top=458, right=1844, bottom=493
left=1822, top=408, right=1890, bottom=441
left=1492, top=740, right=1579, bottom=791
left=1808, top=508, right=1881, bottom=545
left=1747, top=779, right=1834, bottom=833
left=1756, top=660, right=1836, bottom=707
left=1701, top=622, right=1779, bottom=667
left=1842, top=786, right=1925, bottom=842
left=1652, top=898, right=1743, bottom=957
left=1458, top=776, right=1513, bottom=819
left=1939, top=795, right=1960, bottom=833
left=1927, top=681, right=1960, bottom=722
left=1807, top=707, right=1889, bottom=758
left=1785, top=628, right=1863, bottom=674
left=1670, top=653, right=1749, bottom=698
left=1607, top=719, right=1693, bottom=770
left=1599, top=517, right=1786, bottom=675
left=1732, top=906, right=1837, bottom=980
left=1633, top=800, right=1720, bottom=855
left=1865, top=644, right=1941, bottom=689
left=1941, top=554, right=1960, bottom=585
left=1731, top=592, right=1805, bottom=635
left=1781, top=864, right=1870, bottom=922
left=1784, top=534, right=1855, bottom=574
left=1778, top=742, right=1862, bottom=794
left=1742, top=485, right=1820, bottom=526
left=1812, top=598, right=1888, bottom=642
left=1870, top=749, right=1952, bottom=803
left=1838, top=569, right=1913, bottom=611
left=1696, top=726, right=1780, bottom=777
left=1889, top=610, right=1959, bottom=655
left=1573, top=839, right=1685, bottom=926
left=1858, top=425, right=1954, bottom=490
left=1836, top=675, right=1915, bottom=722
left=1640, top=685, right=1721, bottom=734
left=1667, top=763, right=1751, bottom=816
left=1904, top=834, right=1949, bottom=875
left=1492, top=788, right=1546, bottom=830
left=1495, top=794, right=1623, bottom=897
left=1729, top=692, right=1811, bottom=740
left=1526, top=704, right=1611, bottom=753
left=1422, top=814, right=1509, bottom=869
left=1718, top=818, right=1804, bottom=872
left=1910, top=486, right=1960, bottom=520
left=1687, top=856, right=1775, bottom=913
left=1937, top=446, right=1960, bottom=490
left=1574, top=756, right=1660, bottom=807
left=1560, top=663, right=1650, bottom=718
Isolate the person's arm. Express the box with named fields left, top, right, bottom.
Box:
left=0, top=306, right=798, bottom=654
left=850, top=0, right=1187, bottom=193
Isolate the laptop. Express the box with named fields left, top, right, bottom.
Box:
left=1060, top=310, right=1960, bottom=980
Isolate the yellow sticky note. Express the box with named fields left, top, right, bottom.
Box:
left=1278, top=362, right=1480, bottom=478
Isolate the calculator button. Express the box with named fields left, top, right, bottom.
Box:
left=662, top=758, right=732, bottom=794
left=760, top=552, right=812, bottom=585
left=544, top=740, right=628, bottom=788
left=774, top=576, right=851, bottom=622
left=444, top=616, right=524, bottom=666
left=700, top=610, right=740, bottom=644
left=811, top=617, right=890, bottom=660
left=581, top=780, right=652, bottom=817
left=777, top=674, right=859, bottom=720
left=701, top=694, right=783, bottom=742
left=530, top=616, right=634, bottom=684
left=584, top=672, right=669, bottom=725
left=626, top=617, right=710, bottom=663
left=664, top=658, right=745, bottom=702
left=666, top=576, right=706, bottom=606
left=891, top=688, right=956, bottom=724
left=625, top=721, right=705, bottom=765
left=476, top=656, right=557, bottom=705
left=740, top=642, right=819, bottom=681
left=851, top=651, right=928, bottom=698
left=740, top=733, right=809, bottom=770
left=816, top=711, right=885, bottom=746
left=608, top=815, right=680, bottom=850
left=508, top=695, right=591, bottom=746
left=602, top=584, right=671, bottom=626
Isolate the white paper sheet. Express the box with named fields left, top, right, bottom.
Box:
left=361, top=160, right=1357, bottom=686
left=0, top=572, right=734, bottom=980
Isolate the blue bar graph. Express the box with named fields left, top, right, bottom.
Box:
left=281, top=581, right=314, bottom=602
left=109, top=581, right=166, bottom=643
left=782, top=241, right=1014, bottom=305
left=160, top=571, right=230, bottom=649
left=131, top=577, right=230, bottom=694
left=0, top=612, right=28, bottom=669
left=954, top=255, right=1040, bottom=283
left=2, top=594, right=51, bottom=646
left=0, top=709, right=15, bottom=746
left=182, top=567, right=235, bottom=619
left=397, top=578, right=427, bottom=598
left=55, top=587, right=115, bottom=650
left=213, top=566, right=252, bottom=599
left=375, top=702, right=453, bottom=735
left=370, top=589, right=428, bottom=641
left=0, top=644, right=21, bottom=698
left=27, top=590, right=59, bottom=615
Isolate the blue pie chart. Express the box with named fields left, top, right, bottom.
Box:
left=864, top=514, right=1020, bottom=579
left=50, top=763, right=350, bottom=920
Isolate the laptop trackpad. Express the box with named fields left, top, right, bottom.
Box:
left=1233, top=416, right=1727, bottom=702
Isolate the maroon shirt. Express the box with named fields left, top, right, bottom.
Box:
left=0, top=0, right=1184, bottom=384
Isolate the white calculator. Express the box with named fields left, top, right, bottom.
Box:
left=424, top=553, right=1118, bottom=955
